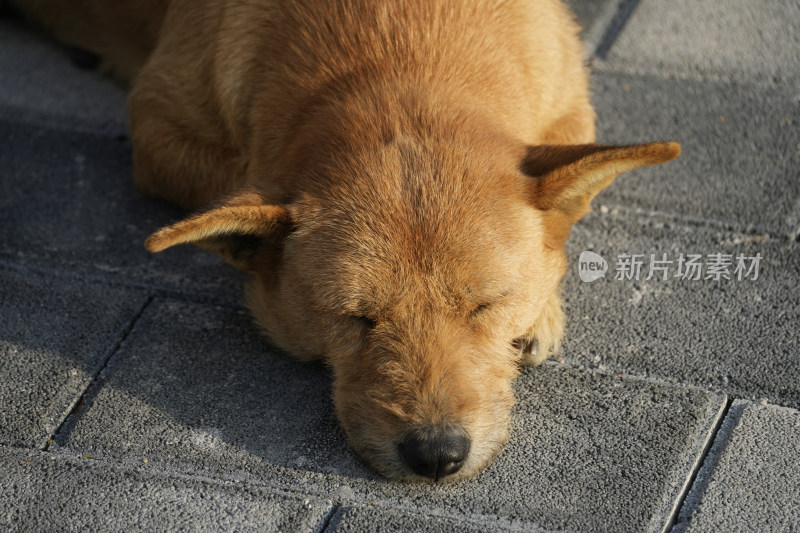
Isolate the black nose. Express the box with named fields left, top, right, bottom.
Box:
left=398, top=428, right=471, bottom=481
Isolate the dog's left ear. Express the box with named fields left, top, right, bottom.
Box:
left=523, top=142, right=680, bottom=243
left=521, top=142, right=681, bottom=247
left=524, top=141, right=680, bottom=217
left=145, top=191, right=293, bottom=271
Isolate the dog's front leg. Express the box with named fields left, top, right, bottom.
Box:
left=129, top=108, right=247, bottom=210
left=516, top=291, right=565, bottom=366
left=127, top=55, right=250, bottom=210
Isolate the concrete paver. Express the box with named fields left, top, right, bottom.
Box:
left=590, top=71, right=800, bottom=235
left=54, top=300, right=362, bottom=478
left=673, top=401, right=800, bottom=532
left=563, top=210, right=800, bottom=408
left=0, top=270, right=147, bottom=448
left=0, top=447, right=334, bottom=533
left=328, top=505, right=498, bottom=532
left=601, top=0, right=800, bottom=85
left=0, top=18, right=126, bottom=133
left=0, top=118, right=242, bottom=302
left=54, top=298, right=725, bottom=532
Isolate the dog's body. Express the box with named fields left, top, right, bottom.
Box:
left=16, top=0, right=679, bottom=481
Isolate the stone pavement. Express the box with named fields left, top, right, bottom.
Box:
left=1, top=1, right=798, bottom=531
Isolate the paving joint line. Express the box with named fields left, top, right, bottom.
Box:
left=43, top=295, right=156, bottom=452
left=553, top=356, right=800, bottom=410
left=0, top=102, right=127, bottom=138
left=4, top=443, right=343, bottom=524
left=591, top=59, right=800, bottom=91
left=593, top=204, right=793, bottom=243
left=315, top=500, right=530, bottom=533
left=551, top=356, right=722, bottom=393
left=0, top=254, right=243, bottom=310
left=317, top=504, right=342, bottom=533
left=591, top=0, right=641, bottom=60
left=661, top=396, right=733, bottom=532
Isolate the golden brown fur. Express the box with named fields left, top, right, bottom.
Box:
left=15, top=0, right=680, bottom=481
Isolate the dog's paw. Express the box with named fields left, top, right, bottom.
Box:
left=515, top=294, right=565, bottom=366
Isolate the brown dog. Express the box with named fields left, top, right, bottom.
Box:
left=16, top=0, right=679, bottom=481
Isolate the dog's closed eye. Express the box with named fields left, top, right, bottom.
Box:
left=468, top=303, right=491, bottom=318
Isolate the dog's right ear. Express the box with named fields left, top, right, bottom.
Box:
left=145, top=191, right=293, bottom=271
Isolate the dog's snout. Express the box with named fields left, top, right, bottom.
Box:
left=398, top=428, right=471, bottom=481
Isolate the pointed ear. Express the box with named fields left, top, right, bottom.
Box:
left=524, top=142, right=681, bottom=220
left=145, top=191, right=293, bottom=271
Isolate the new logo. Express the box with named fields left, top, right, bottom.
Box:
left=578, top=251, right=608, bottom=283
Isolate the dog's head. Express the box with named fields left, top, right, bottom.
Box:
left=146, top=135, right=679, bottom=481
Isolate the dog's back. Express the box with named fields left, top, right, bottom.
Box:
left=130, top=0, right=595, bottom=206
left=230, top=0, right=594, bottom=145
left=13, top=1, right=594, bottom=206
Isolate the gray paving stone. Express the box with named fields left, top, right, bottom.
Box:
left=591, top=71, right=800, bottom=235
left=56, top=298, right=725, bottom=532
left=0, top=447, right=334, bottom=532
left=54, top=299, right=369, bottom=479
left=328, top=505, right=498, bottom=532
left=0, top=118, right=242, bottom=300
left=562, top=209, right=800, bottom=407
left=0, top=270, right=148, bottom=448
left=673, top=401, right=800, bottom=533
left=0, top=17, right=239, bottom=301
left=601, top=0, right=800, bottom=85
left=0, top=17, right=126, bottom=133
